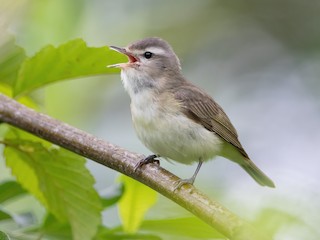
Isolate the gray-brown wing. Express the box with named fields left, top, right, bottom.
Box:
left=174, top=85, right=248, bottom=158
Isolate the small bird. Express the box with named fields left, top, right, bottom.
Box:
left=108, top=37, right=275, bottom=189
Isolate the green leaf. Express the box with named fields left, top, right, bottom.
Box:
left=0, top=231, right=11, bottom=240
left=3, top=137, right=102, bottom=240
left=101, top=184, right=124, bottom=209
left=40, top=214, right=72, bottom=240
left=118, top=175, right=157, bottom=234
left=141, top=217, right=225, bottom=239
left=0, top=83, right=39, bottom=110
left=0, top=209, right=12, bottom=221
left=0, top=181, right=27, bottom=204
left=96, top=233, right=161, bottom=240
left=14, top=38, right=126, bottom=96
left=94, top=226, right=161, bottom=240
left=0, top=37, right=26, bottom=86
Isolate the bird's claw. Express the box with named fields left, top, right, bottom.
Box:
left=173, top=178, right=195, bottom=191
left=134, top=154, right=160, bottom=171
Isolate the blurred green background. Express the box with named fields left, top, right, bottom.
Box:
left=1, top=0, right=320, bottom=239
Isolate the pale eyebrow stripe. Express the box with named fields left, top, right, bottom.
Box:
left=145, top=47, right=166, bottom=55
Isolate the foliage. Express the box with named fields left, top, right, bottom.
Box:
left=0, top=38, right=224, bottom=240
left=0, top=38, right=158, bottom=240
left=4, top=131, right=102, bottom=240
left=0, top=36, right=316, bottom=239
left=13, top=39, right=124, bottom=96
left=118, top=175, right=157, bottom=233
left=0, top=231, right=11, bottom=240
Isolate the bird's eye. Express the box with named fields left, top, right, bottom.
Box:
left=144, top=51, right=153, bottom=59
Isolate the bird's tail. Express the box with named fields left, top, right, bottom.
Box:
left=241, top=159, right=275, bottom=188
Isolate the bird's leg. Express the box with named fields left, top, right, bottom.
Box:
left=134, top=154, right=160, bottom=171
left=174, top=160, right=203, bottom=191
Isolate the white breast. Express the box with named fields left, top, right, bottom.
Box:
left=121, top=69, right=223, bottom=165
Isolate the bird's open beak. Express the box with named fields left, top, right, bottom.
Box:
left=107, top=46, right=138, bottom=68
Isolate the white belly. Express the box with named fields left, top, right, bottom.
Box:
left=131, top=93, right=222, bottom=165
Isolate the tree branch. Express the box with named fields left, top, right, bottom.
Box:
left=0, top=94, right=269, bottom=240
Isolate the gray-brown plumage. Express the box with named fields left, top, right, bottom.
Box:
left=109, top=37, right=275, bottom=188
left=174, top=83, right=275, bottom=187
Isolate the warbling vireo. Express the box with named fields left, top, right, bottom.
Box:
left=108, top=37, right=275, bottom=189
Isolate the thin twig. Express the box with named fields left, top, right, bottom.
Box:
left=0, top=94, right=269, bottom=240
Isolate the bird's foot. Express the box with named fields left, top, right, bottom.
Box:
left=134, top=154, right=160, bottom=171
left=174, top=177, right=195, bottom=191
left=173, top=160, right=202, bottom=191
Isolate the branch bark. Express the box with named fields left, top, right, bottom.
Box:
left=0, top=94, right=269, bottom=240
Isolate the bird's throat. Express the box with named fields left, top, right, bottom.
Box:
left=121, top=69, right=157, bottom=96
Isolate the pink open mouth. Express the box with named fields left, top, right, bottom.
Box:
left=127, top=54, right=138, bottom=63
left=107, top=46, right=139, bottom=68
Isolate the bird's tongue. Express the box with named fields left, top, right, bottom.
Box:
left=127, top=54, right=138, bottom=63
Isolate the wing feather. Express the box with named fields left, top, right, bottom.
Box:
left=174, top=84, right=248, bottom=158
